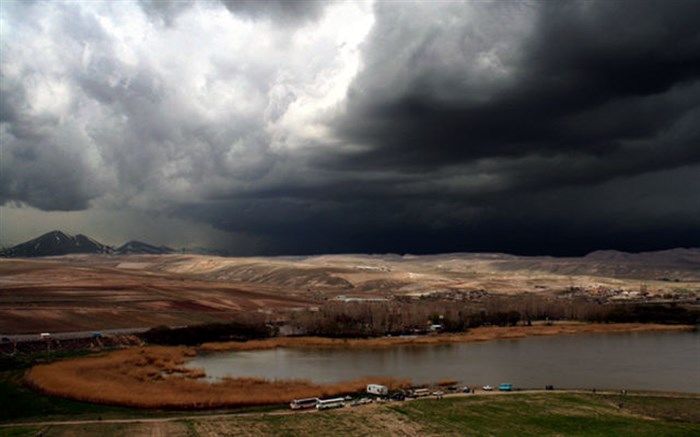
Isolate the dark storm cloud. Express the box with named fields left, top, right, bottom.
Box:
left=178, top=163, right=700, bottom=256
left=211, top=0, right=700, bottom=254
left=333, top=0, right=700, bottom=174
left=2, top=0, right=699, bottom=255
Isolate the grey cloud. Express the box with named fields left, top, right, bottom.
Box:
left=2, top=0, right=283, bottom=210
left=0, top=75, right=24, bottom=124
left=0, top=117, right=103, bottom=210
left=138, top=0, right=195, bottom=25
left=138, top=0, right=326, bottom=26
left=219, top=0, right=326, bottom=25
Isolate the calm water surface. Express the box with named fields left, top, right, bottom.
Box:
left=188, top=331, right=700, bottom=392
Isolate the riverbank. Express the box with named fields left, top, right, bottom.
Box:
left=3, top=392, right=699, bottom=436
left=199, top=322, right=693, bottom=352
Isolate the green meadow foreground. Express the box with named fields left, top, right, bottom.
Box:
left=2, top=390, right=699, bottom=436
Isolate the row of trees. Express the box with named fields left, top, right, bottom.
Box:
left=141, top=297, right=700, bottom=344
left=285, top=300, right=529, bottom=337
left=143, top=316, right=272, bottom=345
left=286, top=297, right=699, bottom=338
left=587, top=304, right=699, bottom=324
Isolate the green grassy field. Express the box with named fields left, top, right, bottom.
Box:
left=0, top=370, right=146, bottom=423
left=2, top=392, right=699, bottom=436
left=391, top=393, right=700, bottom=436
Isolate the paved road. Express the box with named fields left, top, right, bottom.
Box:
left=0, top=327, right=153, bottom=342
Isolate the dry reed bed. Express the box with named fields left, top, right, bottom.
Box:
left=25, top=346, right=408, bottom=409
left=200, top=323, right=692, bottom=352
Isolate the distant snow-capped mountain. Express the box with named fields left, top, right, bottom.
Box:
left=0, top=230, right=113, bottom=257
left=0, top=231, right=199, bottom=258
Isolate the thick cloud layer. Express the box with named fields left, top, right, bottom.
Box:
left=1, top=0, right=698, bottom=254
left=335, top=1, right=700, bottom=171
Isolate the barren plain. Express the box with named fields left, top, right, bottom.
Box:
left=1, top=249, right=699, bottom=334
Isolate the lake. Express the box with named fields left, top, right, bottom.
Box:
left=187, top=331, right=700, bottom=392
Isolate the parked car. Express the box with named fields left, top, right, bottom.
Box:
left=482, top=385, right=493, bottom=391
left=390, top=391, right=406, bottom=401
left=498, top=383, right=513, bottom=392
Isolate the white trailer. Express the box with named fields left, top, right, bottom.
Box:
left=316, top=397, right=345, bottom=410
left=366, top=384, right=389, bottom=396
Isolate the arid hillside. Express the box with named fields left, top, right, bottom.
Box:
left=1, top=249, right=699, bottom=334
left=155, top=249, right=700, bottom=293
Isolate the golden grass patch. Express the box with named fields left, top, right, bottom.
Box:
left=25, top=346, right=408, bottom=409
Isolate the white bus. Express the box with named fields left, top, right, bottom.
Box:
left=411, top=388, right=431, bottom=397
left=367, top=384, right=389, bottom=396
left=289, top=397, right=319, bottom=410
left=316, top=397, right=345, bottom=410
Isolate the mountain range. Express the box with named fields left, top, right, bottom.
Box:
left=1, top=230, right=697, bottom=262
left=0, top=231, right=175, bottom=257
left=116, top=240, right=175, bottom=255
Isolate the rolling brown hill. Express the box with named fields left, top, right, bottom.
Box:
left=1, top=249, right=698, bottom=334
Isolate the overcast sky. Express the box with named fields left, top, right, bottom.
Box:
left=1, top=0, right=699, bottom=255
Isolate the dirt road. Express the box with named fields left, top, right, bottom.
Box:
left=1, top=389, right=694, bottom=429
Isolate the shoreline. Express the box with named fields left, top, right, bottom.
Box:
left=199, top=322, right=694, bottom=352
left=23, top=323, right=695, bottom=410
